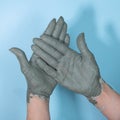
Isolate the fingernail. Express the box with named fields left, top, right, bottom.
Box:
left=31, top=45, right=35, bottom=50
left=80, top=32, right=84, bottom=37
left=59, top=16, right=64, bottom=20
left=9, top=48, right=12, bottom=52
left=52, top=18, right=56, bottom=22
left=33, top=38, right=39, bottom=43
left=9, top=48, right=15, bottom=53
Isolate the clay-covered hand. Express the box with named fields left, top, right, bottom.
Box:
left=10, top=17, right=70, bottom=102
left=32, top=33, right=102, bottom=98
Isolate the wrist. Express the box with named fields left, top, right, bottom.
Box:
left=27, top=94, right=50, bottom=120
left=88, top=78, right=104, bottom=104
left=88, top=80, right=120, bottom=120
left=27, top=88, right=49, bottom=103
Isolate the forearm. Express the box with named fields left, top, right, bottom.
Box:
left=27, top=94, right=50, bottom=120
left=90, top=81, right=120, bottom=120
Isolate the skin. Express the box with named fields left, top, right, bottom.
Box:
left=32, top=30, right=120, bottom=119
left=26, top=94, right=50, bottom=120
left=32, top=33, right=101, bottom=97
left=10, top=16, right=70, bottom=120
left=10, top=16, right=120, bottom=119
left=95, top=82, right=120, bottom=120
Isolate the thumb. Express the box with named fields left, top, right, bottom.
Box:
left=77, top=33, right=91, bottom=56
left=9, top=47, right=29, bottom=73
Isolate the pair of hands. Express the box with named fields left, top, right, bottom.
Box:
left=10, top=17, right=102, bottom=102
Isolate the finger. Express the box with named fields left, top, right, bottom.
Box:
left=40, top=35, right=68, bottom=54
left=77, top=33, right=92, bottom=56
left=9, top=47, right=29, bottom=73
left=59, top=23, right=67, bottom=42
left=33, top=38, right=63, bottom=59
left=36, top=58, right=57, bottom=78
left=30, top=54, right=38, bottom=63
left=52, top=16, right=64, bottom=38
left=29, top=53, right=39, bottom=67
left=64, top=34, right=70, bottom=46
left=31, top=45, right=58, bottom=69
left=44, top=18, right=56, bottom=35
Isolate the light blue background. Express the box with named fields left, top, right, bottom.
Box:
left=0, top=0, right=120, bottom=120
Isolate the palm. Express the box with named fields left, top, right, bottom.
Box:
left=10, top=17, right=70, bottom=101
left=32, top=33, right=101, bottom=97
left=57, top=48, right=100, bottom=96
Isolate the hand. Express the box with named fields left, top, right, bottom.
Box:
left=10, top=17, right=70, bottom=102
left=32, top=33, right=102, bottom=98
